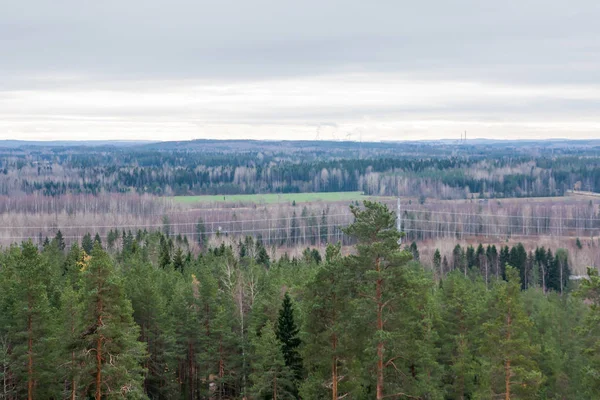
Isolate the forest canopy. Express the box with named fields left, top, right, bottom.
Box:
left=0, top=201, right=597, bottom=399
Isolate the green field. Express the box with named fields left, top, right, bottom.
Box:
left=171, top=191, right=370, bottom=205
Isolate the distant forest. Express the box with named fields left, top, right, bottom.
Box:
left=2, top=139, right=600, bottom=198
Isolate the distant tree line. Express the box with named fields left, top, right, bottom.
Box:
left=3, top=141, right=600, bottom=198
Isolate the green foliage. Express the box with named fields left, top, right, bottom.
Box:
left=478, top=266, right=543, bottom=398
left=81, top=232, right=93, bottom=254
left=77, top=243, right=147, bottom=398
left=250, top=323, right=296, bottom=400
left=276, top=293, right=304, bottom=396
left=0, top=202, right=597, bottom=399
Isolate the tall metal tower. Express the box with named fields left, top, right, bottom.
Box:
left=396, top=197, right=402, bottom=245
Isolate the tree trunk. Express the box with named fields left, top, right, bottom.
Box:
left=27, top=307, right=33, bottom=400
left=71, top=346, right=77, bottom=400
left=95, top=335, right=102, bottom=400
left=504, top=312, right=512, bottom=400
left=376, top=257, right=384, bottom=400
left=95, top=299, right=103, bottom=400
left=332, top=333, right=338, bottom=400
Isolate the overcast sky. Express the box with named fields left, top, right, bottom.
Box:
left=2, top=0, right=600, bottom=141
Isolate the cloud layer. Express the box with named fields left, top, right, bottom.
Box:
left=2, top=0, right=600, bottom=141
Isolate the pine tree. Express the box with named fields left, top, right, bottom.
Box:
left=575, top=267, right=600, bottom=396
left=250, top=323, right=296, bottom=400
left=437, top=271, right=487, bottom=399
left=125, top=255, right=178, bottom=398
left=343, top=201, right=438, bottom=399
left=5, top=241, right=58, bottom=399
left=59, top=282, right=81, bottom=400
left=276, top=293, right=303, bottom=396
left=76, top=243, right=146, bottom=399
left=302, top=245, right=356, bottom=399
left=478, top=266, right=543, bottom=399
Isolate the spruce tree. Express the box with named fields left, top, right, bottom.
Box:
left=173, top=247, right=185, bottom=272
left=93, top=233, right=102, bottom=247
left=54, top=230, right=66, bottom=251
left=276, top=293, right=303, bottom=396
left=433, top=248, right=442, bottom=276
left=76, top=243, right=146, bottom=399
left=81, top=232, right=93, bottom=254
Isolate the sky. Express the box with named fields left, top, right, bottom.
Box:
left=2, top=0, right=600, bottom=142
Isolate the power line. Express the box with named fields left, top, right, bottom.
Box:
left=402, top=208, right=599, bottom=223
left=0, top=212, right=354, bottom=231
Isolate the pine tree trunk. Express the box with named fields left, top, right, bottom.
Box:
left=376, top=257, right=384, bottom=400
left=332, top=333, right=338, bottom=400
left=71, top=351, right=77, bottom=400
left=27, top=305, right=33, bottom=400
left=188, top=341, right=194, bottom=400
left=219, top=338, right=225, bottom=399
left=273, top=373, right=277, bottom=400
left=504, top=312, right=512, bottom=400
left=95, top=299, right=103, bottom=400
left=95, top=335, right=102, bottom=400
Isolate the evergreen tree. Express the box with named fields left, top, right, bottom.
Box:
left=124, top=255, right=178, bottom=398
left=302, top=243, right=359, bottom=399
left=320, top=209, right=328, bottom=245
left=76, top=243, right=146, bottom=399
left=276, top=293, right=303, bottom=396
left=196, top=218, right=208, bottom=249
left=93, top=233, right=102, bottom=247
left=343, top=201, right=439, bottom=399
left=549, top=248, right=570, bottom=294
left=59, top=282, right=81, bottom=400
left=173, top=247, right=185, bottom=272
left=575, top=267, right=600, bottom=396
left=250, top=323, right=296, bottom=400
left=409, top=241, right=420, bottom=261
left=159, top=236, right=172, bottom=269
left=4, top=241, right=58, bottom=399
left=437, top=271, right=487, bottom=399
left=478, top=266, right=543, bottom=399
left=81, top=232, right=93, bottom=254
left=54, top=230, right=66, bottom=251
left=442, top=255, right=449, bottom=275
left=290, top=212, right=300, bottom=246
left=433, top=248, right=442, bottom=276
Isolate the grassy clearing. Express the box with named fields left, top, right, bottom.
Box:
left=171, top=191, right=369, bottom=205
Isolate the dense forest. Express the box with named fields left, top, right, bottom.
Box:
left=1, top=201, right=599, bottom=399
left=3, top=139, right=600, bottom=198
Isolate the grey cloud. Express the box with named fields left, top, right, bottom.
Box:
left=2, top=0, right=599, bottom=84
